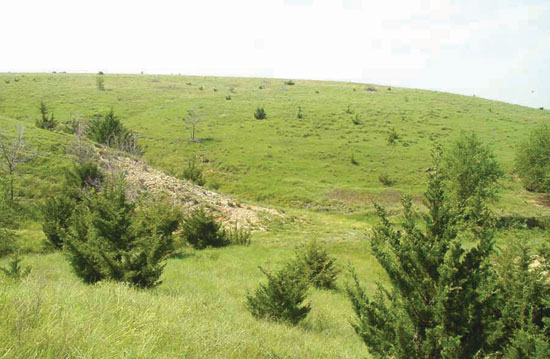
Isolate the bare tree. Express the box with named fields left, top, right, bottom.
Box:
left=0, top=125, right=25, bottom=203
left=184, top=107, right=202, bottom=143
left=68, top=120, right=94, bottom=163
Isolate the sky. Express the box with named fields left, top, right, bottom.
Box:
left=1, top=0, right=549, bottom=108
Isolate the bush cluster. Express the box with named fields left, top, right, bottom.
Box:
left=87, top=110, right=142, bottom=155
left=180, top=208, right=229, bottom=249
left=63, top=182, right=178, bottom=288
left=35, top=101, right=56, bottom=130
left=515, top=124, right=550, bottom=193
left=247, top=240, right=339, bottom=325
left=246, top=261, right=311, bottom=325
left=254, top=107, right=267, bottom=120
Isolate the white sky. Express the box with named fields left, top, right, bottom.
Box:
left=1, top=0, right=549, bottom=108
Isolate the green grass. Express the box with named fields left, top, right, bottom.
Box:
left=1, top=73, right=549, bottom=215
left=1, top=73, right=550, bottom=357
left=1, top=224, right=379, bottom=358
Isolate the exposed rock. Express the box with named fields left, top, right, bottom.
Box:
left=97, top=149, right=280, bottom=230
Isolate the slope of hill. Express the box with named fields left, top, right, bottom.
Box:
left=1, top=73, right=548, bottom=217
left=1, top=73, right=549, bottom=358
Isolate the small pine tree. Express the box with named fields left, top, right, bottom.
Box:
left=297, top=106, right=303, bottom=119
left=246, top=261, right=311, bottom=325
left=486, top=238, right=550, bottom=357
left=65, top=161, right=104, bottom=195
left=254, top=107, right=267, bottom=120
left=515, top=124, right=550, bottom=193
left=297, top=240, right=339, bottom=290
left=387, top=128, right=399, bottom=144
left=42, top=194, right=75, bottom=250
left=180, top=208, right=229, bottom=249
left=441, top=132, right=503, bottom=219
left=87, top=110, right=142, bottom=155
left=64, top=182, right=176, bottom=288
left=347, top=149, right=496, bottom=358
left=35, top=101, right=56, bottom=129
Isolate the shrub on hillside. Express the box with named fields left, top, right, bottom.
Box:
left=378, top=173, right=394, bottom=186
left=347, top=149, right=499, bottom=358
left=246, top=261, right=310, bottom=325
left=296, top=240, right=339, bottom=290
left=87, top=110, right=142, bottom=155
left=0, top=228, right=18, bottom=258
left=515, top=124, right=550, bottom=193
left=181, top=159, right=205, bottom=186
left=64, top=182, right=176, bottom=288
left=180, top=208, right=229, bottom=249
left=486, top=238, right=550, bottom=357
left=387, top=128, right=399, bottom=144
left=442, top=133, right=503, bottom=220
left=284, top=80, right=295, bottom=86
left=35, top=101, right=56, bottom=130
left=254, top=107, right=267, bottom=120
left=65, top=161, right=104, bottom=194
left=297, top=106, right=303, bottom=119
left=42, top=194, right=75, bottom=250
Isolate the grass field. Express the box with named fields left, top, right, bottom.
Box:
left=1, top=73, right=549, bottom=358
left=1, top=73, right=549, bottom=214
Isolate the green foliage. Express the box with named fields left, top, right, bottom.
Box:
left=41, top=161, right=104, bottom=250
left=225, top=95, right=231, bottom=100
left=246, top=261, right=310, bottom=325
left=65, top=161, right=104, bottom=195
left=0, top=254, right=31, bottom=280
left=515, top=124, right=550, bottom=193
left=441, top=133, right=503, bottom=218
left=225, top=224, right=251, bottom=246
left=254, top=107, right=267, bottom=120
left=96, top=76, right=105, bottom=91
left=486, top=238, right=550, bottom=358
left=387, top=128, right=399, bottom=144
left=180, top=208, right=229, bottom=249
left=41, top=194, right=75, bottom=250
left=378, top=173, right=394, bottom=186
left=297, top=106, right=303, bottom=119
left=347, top=151, right=496, bottom=358
left=181, top=159, right=205, bottom=186
left=87, top=110, right=142, bottom=155
left=35, top=101, right=56, bottom=129
left=0, top=228, right=18, bottom=258
left=296, top=240, right=339, bottom=290
left=284, top=80, right=295, bottom=86
left=0, top=180, right=20, bottom=229
left=64, top=182, right=176, bottom=288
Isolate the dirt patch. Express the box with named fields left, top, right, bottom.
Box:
left=327, top=188, right=424, bottom=207
left=98, top=150, right=280, bottom=230
left=530, top=194, right=550, bottom=208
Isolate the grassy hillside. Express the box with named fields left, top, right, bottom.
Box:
left=1, top=73, right=549, bottom=216
left=1, top=73, right=549, bottom=358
